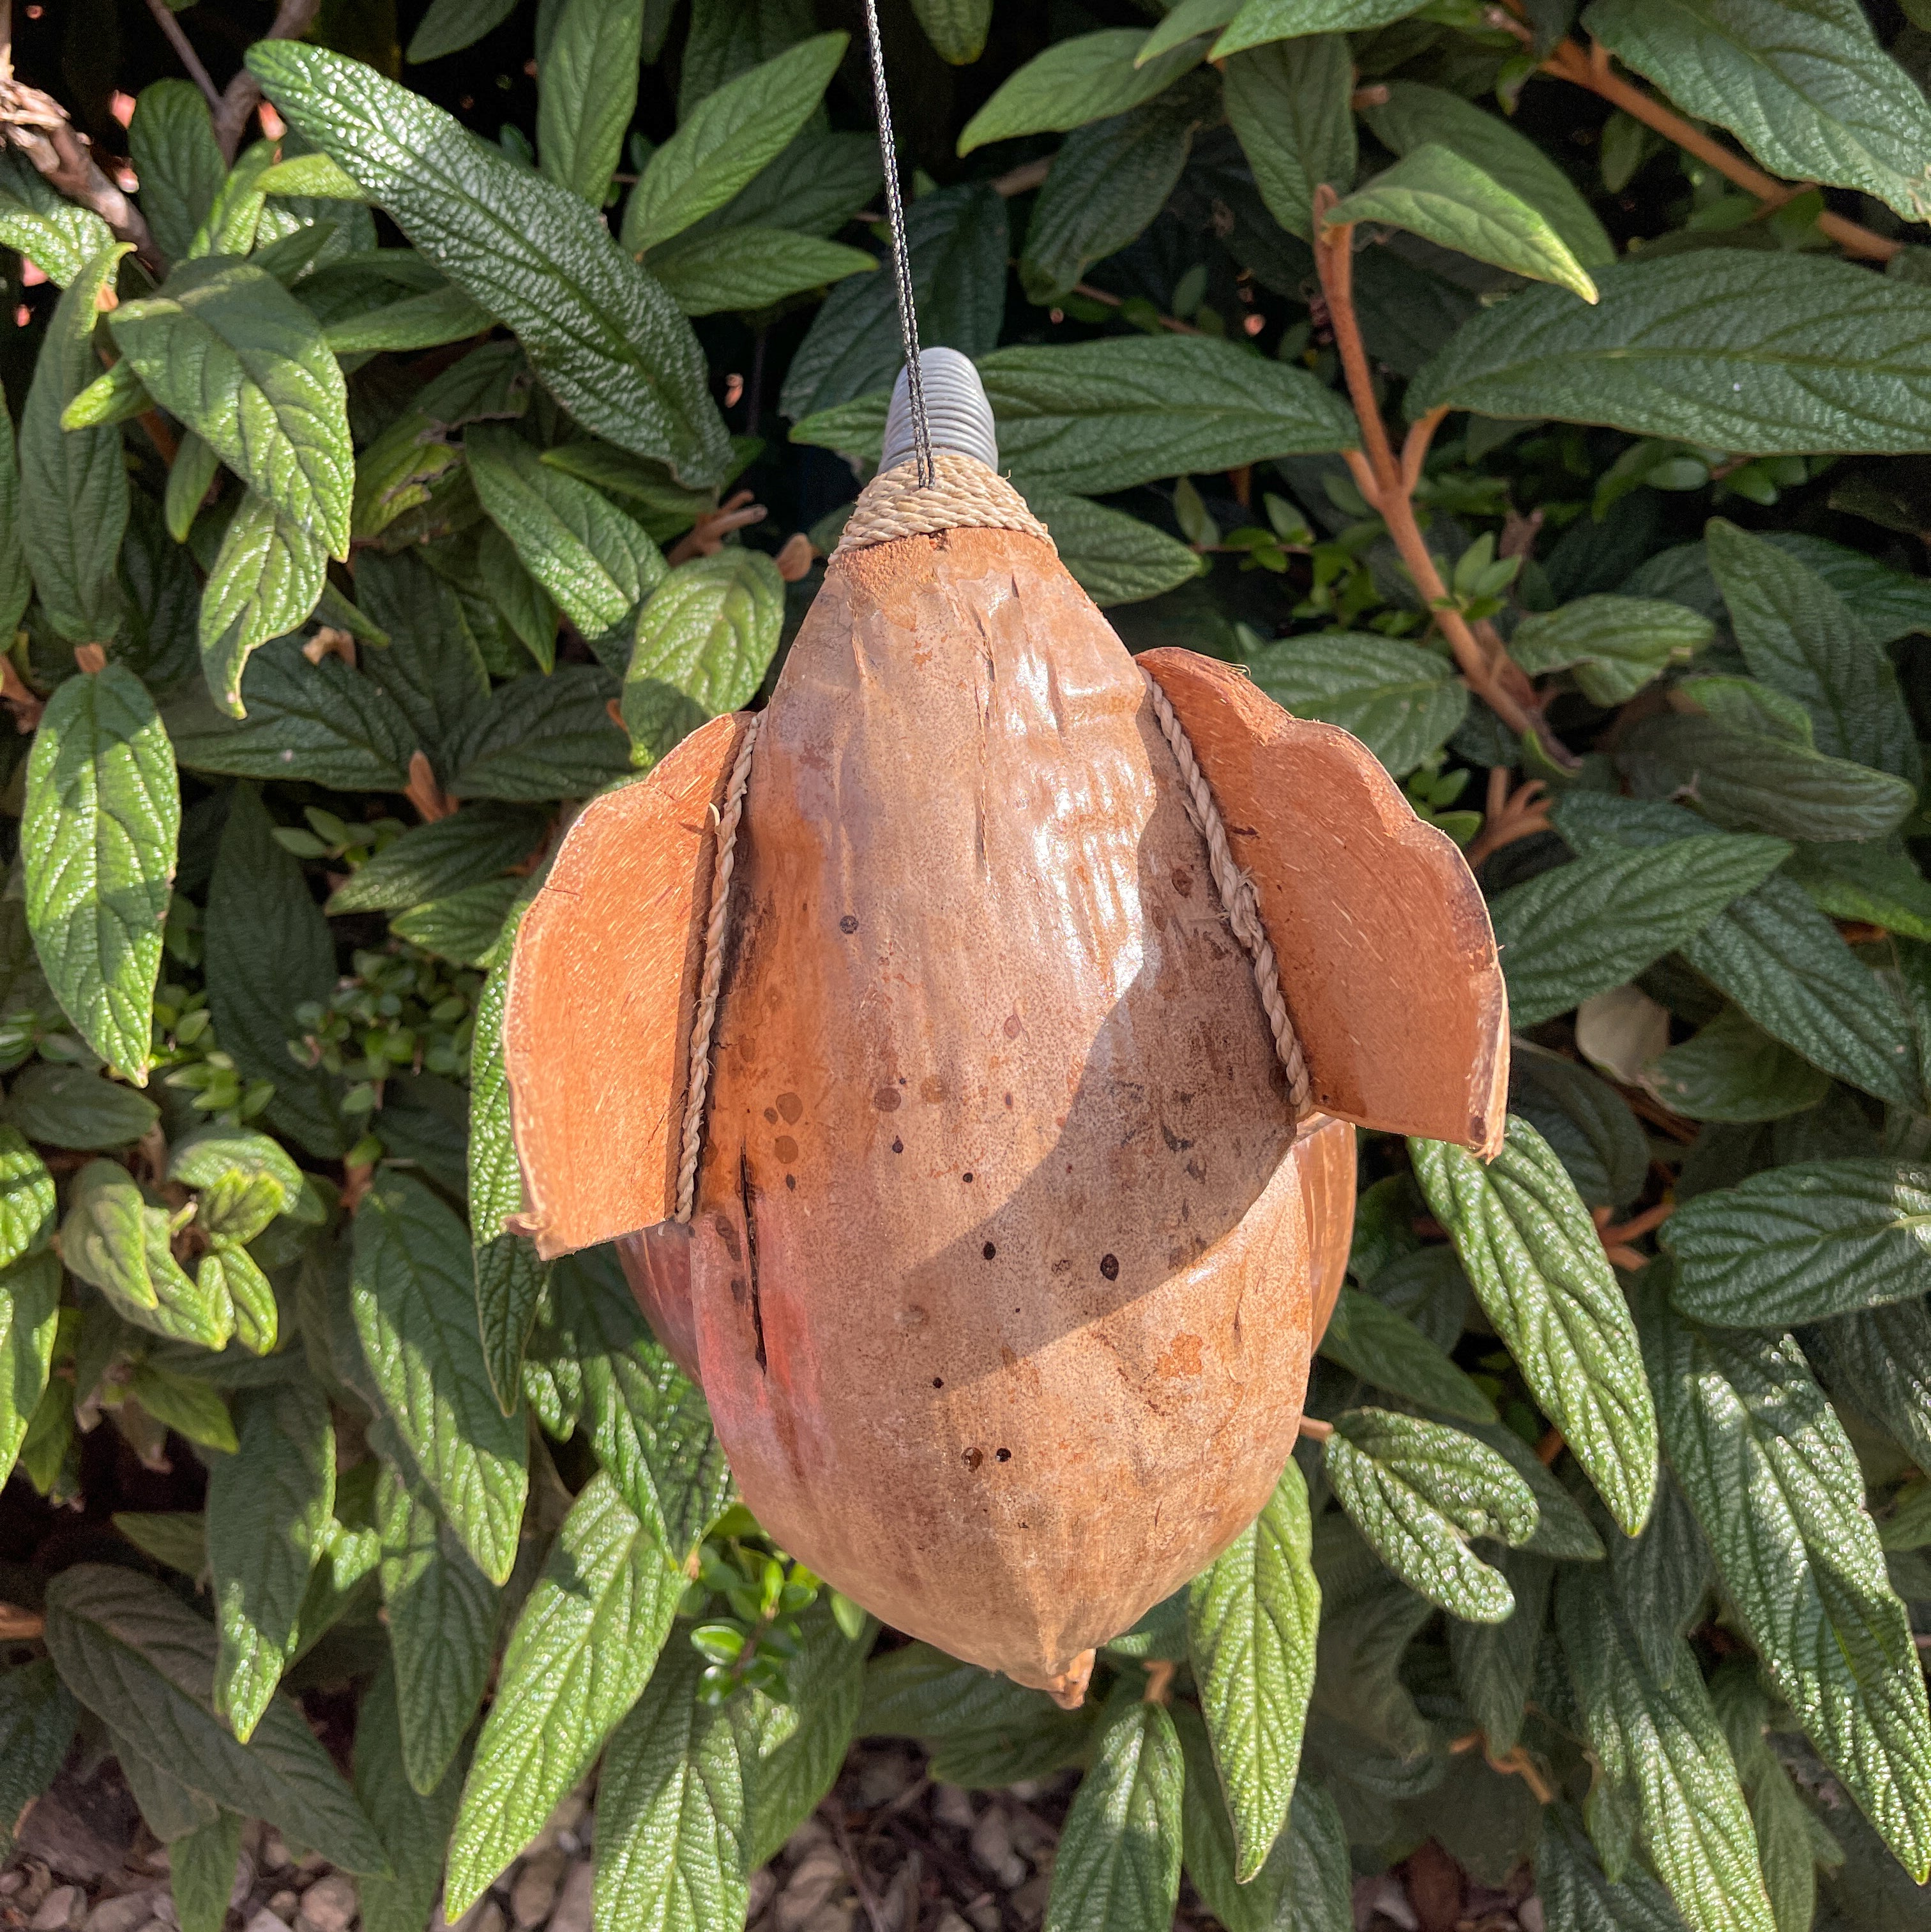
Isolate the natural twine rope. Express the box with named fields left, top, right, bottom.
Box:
left=1141, top=669, right=1314, bottom=1121
left=676, top=713, right=763, bottom=1223
left=835, top=453, right=1054, bottom=557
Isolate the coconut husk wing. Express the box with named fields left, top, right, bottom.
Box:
left=1298, top=1112, right=1357, bottom=1342
left=501, top=711, right=752, bottom=1261
left=1139, top=648, right=1508, bottom=1155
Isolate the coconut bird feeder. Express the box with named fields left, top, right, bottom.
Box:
left=499, top=343, right=1509, bottom=1707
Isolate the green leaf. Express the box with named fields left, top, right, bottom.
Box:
left=248, top=43, right=731, bottom=488
left=63, top=1158, right=229, bottom=1347
left=0, top=1661, right=80, bottom=1860
left=538, top=0, right=646, bottom=208
left=63, top=357, right=155, bottom=432
left=20, top=243, right=131, bottom=643
left=1787, top=842, right=1931, bottom=942
left=647, top=226, right=875, bottom=315
left=109, top=257, right=352, bottom=559
left=1649, top=1010, right=1833, bottom=1124
left=128, top=81, right=226, bottom=266
left=206, top=783, right=347, bottom=1159
left=321, top=281, right=495, bottom=354
left=352, top=1657, right=469, bottom=1932
left=1025, top=492, right=1205, bottom=608
left=0, top=149, right=114, bottom=287
left=206, top=1379, right=335, bottom=1742
left=624, top=34, right=847, bottom=253
left=1361, top=79, right=1614, bottom=270
left=391, top=880, right=523, bottom=968
left=1221, top=36, right=1354, bottom=244
left=1042, top=1682, right=1184, bottom=1932
left=43, top=1564, right=388, bottom=1874
left=1556, top=1566, right=1775, bottom=1932
left=188, top=141, right=276, bottom=260
left=469, top=953, right=546, bottom=1414
left=351, top=1171, right=527, bottom=1583
left=1187, top=1460, right=1320, bottom=1880
left=1321, top=1287, right=1499, bottom=1423
left=1412, top=1118, right=1660, bottom=1536
left=408, top=0, right=520, bottom=61
left=625, top=549, right=782, bottom=766
left=0, top=375, right=29, bottom=645
left=0, top=1251, right=61, bottom=1490
left=1510, top=1043, right=1650, bottom=1213
left=443, top=665, right=630, bottom=802
left=1326, top=145, right=1599, bottom=303
left=1663, top=1159, right=1931, bottom=1326
left=1801, top=1299, right=1931, bottom=1471
left=198, top=492, right=329, bottom=715
left=1584, top=0, right=1931, bottom=223
left=699, top=127, right=881, bottom=241
left=127, top=1362, right=239, bottom=1452
left=445, top=1473, right=683, bottom=1912
left=746, top=1596, right=870, bottom=1866
left=374, top=1465, right=497, bottom=1797
left=6, top=1062, right=158, bottom=1149
left=1022, top=88, right=1209, bottom=298
left=1213, top=0, right=1433, bottom=55
left=1409, top=252, right=1931, bottom=453
left=1324, top=1407, right=1536, bottom=1622
left=1707, top=518, right=1920, bottom=784
left=1464, top=1418, right=1609, bottom=1564
left=352, top=553, right=490, bottom=771
left=957, top=31, right=1207, bottom=155
left=1487, top=833, right=1790, bottom=1028
left=909, top=0, right=992, bottom=63
left=594, top=1639, right=753, bottom=1932
left=165, top=431, right=222, bottom=547
left=1244, top=631, right=1467, bottom=777
left=1449, top=1548, right=1554, bottom=1755
left=1537, top=1802, right=1692, bottom=1932
left=1642, top=1280, right=1931, bottom=1881
left=167, top=640, right=414, bottom=795
left=1508, top=596, right=1713, bottom=706
left=22, top=663, right=177, bottom=1083
left=467, top=425, right=667, bottom=642
left=166, top=1798, right=239, bottom=1916
left=329, top=814, right=545, bottom=923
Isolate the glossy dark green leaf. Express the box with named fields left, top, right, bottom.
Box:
left=0, top=1251, right=61, bottom=1491
left=0, top=374, right=29, bottom=644
left=909, top=0, right=991, bottom=62
left=1245, top=631, right=1467, bottom=778
left=958, top=31, right=1206, bottom=153
left=248, top=43, right=730, bottom=487
left=128, top=81, right=225, bottom=264
left=1649, top=1010, right=1833, bottom=1123
left=444, top=666, right=630, bottom=802
left=1025, top=492, right=1204, bottom=608
left=1319, top=1288, right=1497, bottom=1422
left=1222, top=35, right=1354, bottom=244
left=538, top=0, right=646, bottom=208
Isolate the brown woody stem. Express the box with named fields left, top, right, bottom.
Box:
left=1313, top=196, right=1573, bottom=768
left=211, top=0, right=321, bottom=162
left=0, top=79, right=161, bottom=272
left=144, top=0, right=223, bottom=115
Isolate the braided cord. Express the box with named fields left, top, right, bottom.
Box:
left=676, top=713, right=763, bottom=1223
left=859, top=0, right=932, bottom=489
left=1141, top=670, right=1314, bottom=1121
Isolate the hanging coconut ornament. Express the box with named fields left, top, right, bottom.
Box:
left=500, top=349, right=1508, bottom=1707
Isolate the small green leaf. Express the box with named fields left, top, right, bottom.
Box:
left=199, top=492, right=329, bottom=716
left=1413, top=1118, right=1660, bottom=1536
left=127, top=1362, right=239, bottom=1452
left=1649, top=1010, right=1833, bottom=1124
left=407, top=0, right=520, bottom=61
left=6, top=1063, right=158, bottom=1150
left=746, top=1596, right=871, bottom=1867
left=326, top=803, right=545, bottom=917
left=1508, top=596, right=1713, bottom=706
left=1326, top=144, right=1598, bottom=303
left=321, top=281, right=494, bottom=354
left=444, top=1474, right=683, bottom=1912
left=957, top=31, right=1207, bottom=155
left=0, top=1251, right=61, bottom=1490
left=909, top=0, right=992, bottom=63
left=64, top=1160, right=230, bottom=1349
left=1187, top=1460, right=1319, bottom=1880
left=167, top=1812, right=240, bottom=1932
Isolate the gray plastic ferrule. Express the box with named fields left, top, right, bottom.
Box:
left=879, top=347, right=998, bottom=474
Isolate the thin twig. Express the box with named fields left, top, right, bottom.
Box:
left=1069, top=280, right=1202, bottom=335
left=144, top=0, right=222, bottom=114
left=211, top=0, right=321, bottom=162
left=0, top=78, right=161, bottom=271
left=991, top=155, right=1051, bottom=197
left=1298, top=1414, right=1334, bottom=1442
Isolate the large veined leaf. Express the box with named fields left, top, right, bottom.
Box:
left=444, top=665, right=631, bottom=802
left=957, top=31, right=1208, bottom=154
left=537, top=0, right=646, bottom=208
left=1412, top=1119, right=1659, bottom=1536
left=374, top=1467, right=497, bottom=1798
left=624, top=550, right=784, bottom=767
left=1222, top=36, right=1355, bottom=244
left=467, top=426, right=666, bottom=644
left=624, top=34, right=847, bottom=254
left=1448, top=1547, right=1554, bottom=1756
left=444, top=1474, right=684, bottom=1912
left=0, top=1251, right=61, bottom=1491
left=1538, top=1802, right=1695, bottom=1932
left=1042, top=1682, right=1185, bottom=1932
left=407, top=0, right=520, bottom=61
left=109, top=257, right=352, bottom=559
left=1409, top=252, right=1931, bottom=453
left=1585, top=0, right=1931, bottom=223
left=1486, top=833, right=1789, bottom=1028
left=351, top=1172, right=527, bottom=1582
left=1323, top=1407, right=1536, bottom=1622
left=1213, top=0, right=1430, bottom=56
left=746, top=1598, right=870, bottom=1866
left=647, top=227, right=875, bottom=316
left=22, top=664, right=179, bottom=1083
left=1663, top=1159, right=1931, bottom=1326
left=247, top=43, right=731, bottom=487
left=1557, top=1568, right=1775, bottom=1932
left=1507, top=595, right=1713, bottom=706
left=910, top=0, right=992, bottom=63
left=1244, top=631, right=1467, bottom=776
left=1187, top=1461, right=1320, bottom=1880
left=1648, top=1009, right=1833, bottom=1124
left=1360, top=79, right=1614, bottom=269
left=0, top=149, right=114, bottom=287
left=594, top=1641, right=753, bottom=1932
left=1641, top=1281, right=1931, bottom=1881
left=351, top=1661, right=468, bottom=1932
left=1325, top=145, right=1598, bottom=303
left=205, top=1380, right=335, bottom=1743
left=197, top=492, right=329, bottom=715
left=1706, top=518, right=1920, bottom=784
left=43, top=1565, right=388, bottom=1874
left=128, top=82, right=226, bottom=265
left=19, top=244, right=130, bottom=643
left=1319, top=1288, right=1499, bottom=1423
left=1024, top=493, right=1205, bottom=608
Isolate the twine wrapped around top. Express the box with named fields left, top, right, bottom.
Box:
left=833, top=451, right=1056, bottom=557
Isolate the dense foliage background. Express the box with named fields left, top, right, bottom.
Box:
left=4, top=1, right=1931, bottom=1929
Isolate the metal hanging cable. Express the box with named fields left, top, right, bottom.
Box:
left=859, top=0, right=933, bottom=489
